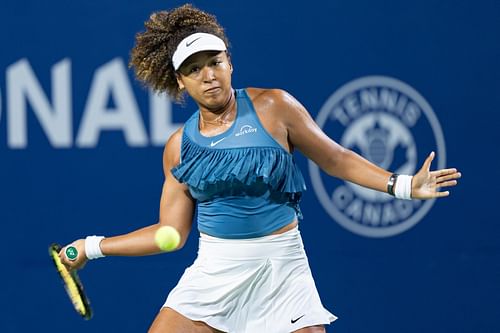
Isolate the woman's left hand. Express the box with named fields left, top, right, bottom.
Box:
left=411, top=151, right=461, bottom=199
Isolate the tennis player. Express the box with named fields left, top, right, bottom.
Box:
left=59, top=4, right=461, bottom=333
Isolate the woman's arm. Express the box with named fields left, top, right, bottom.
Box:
left=271, top=89, right=460, bottom=198
left=59, top=128, right=195, bottom=269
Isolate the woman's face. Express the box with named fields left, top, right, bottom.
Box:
left=176, top=51, right=233, bottom=111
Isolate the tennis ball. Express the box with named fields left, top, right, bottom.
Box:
left=154, top=226, right=181, bottom=252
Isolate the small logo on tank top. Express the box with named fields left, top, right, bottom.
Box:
left=235, top=125, right=258, bottom=137
left=210, top=137, right=227, bottom=147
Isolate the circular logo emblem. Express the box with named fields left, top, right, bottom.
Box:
left=65, top=246, right=79, bottom=261
left=308, top=76, right=446, bottom=237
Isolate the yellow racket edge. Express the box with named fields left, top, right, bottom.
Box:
left=49, top=243, right=92, bottom=320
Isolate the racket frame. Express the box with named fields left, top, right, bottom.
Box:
left=49, top=243, right=93, bottom=320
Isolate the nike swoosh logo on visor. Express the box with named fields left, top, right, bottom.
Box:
left=210, top=137, right=227, bottom=147
left=186, top=37, right=202, bottom=47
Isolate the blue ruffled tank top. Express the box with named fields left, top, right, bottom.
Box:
left=171, top=89, right=306, bottom=239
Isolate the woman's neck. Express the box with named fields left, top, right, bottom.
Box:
left=199, top=89, right=236, bottom=126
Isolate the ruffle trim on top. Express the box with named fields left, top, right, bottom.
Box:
left=171, top=133, right=306, bottom=200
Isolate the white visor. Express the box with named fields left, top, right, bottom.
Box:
left=172, top=33, right=227, bottom=70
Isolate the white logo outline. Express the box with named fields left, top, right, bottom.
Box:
left=210, top=137, right=227, bottom=147
left=235, top=124, right=257, bottom=137
left=308, top=76, right=446, bottom=238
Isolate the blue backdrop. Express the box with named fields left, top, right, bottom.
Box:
left=1, top=1, right=499, bottom=332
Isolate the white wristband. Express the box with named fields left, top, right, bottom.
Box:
left=394, top=175, right=413, bottom=200
left=85, top=236, right=105, bottom=260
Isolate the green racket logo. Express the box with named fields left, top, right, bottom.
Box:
left=65, top=246, right=79, bottom=261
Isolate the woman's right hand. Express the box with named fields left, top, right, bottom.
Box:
left=58, top=239, right=88, bottom=270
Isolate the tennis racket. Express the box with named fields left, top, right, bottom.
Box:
left=48, top=243, right=93, bottom=320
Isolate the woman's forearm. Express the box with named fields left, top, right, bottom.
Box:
left=328, top=149, right=392, bottom=193
left=99, top=224, right=164, bottom=256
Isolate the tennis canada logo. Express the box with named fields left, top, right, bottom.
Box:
left=308, top=76, right=446, bottom=237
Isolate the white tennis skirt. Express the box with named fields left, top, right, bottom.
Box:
left=163, top=227, right=337, bottom=332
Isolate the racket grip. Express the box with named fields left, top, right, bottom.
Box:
left=65, top=246, right=79, bottom=261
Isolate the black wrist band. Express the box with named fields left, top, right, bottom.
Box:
left=387, top=173, right=398, bottom=196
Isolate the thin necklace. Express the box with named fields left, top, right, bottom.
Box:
left=199, top=106, right=233, bottom=125
left=199, top=91, right=235, bottom=125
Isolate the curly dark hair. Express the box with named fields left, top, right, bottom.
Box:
left=129, top=4, right=230, bottom=102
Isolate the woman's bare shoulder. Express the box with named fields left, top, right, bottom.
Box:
left=245, top=87, right=305, bottom=123
left=163, top=127, right=184, bottom=169
left=245, top=87, right=291, bottom=106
